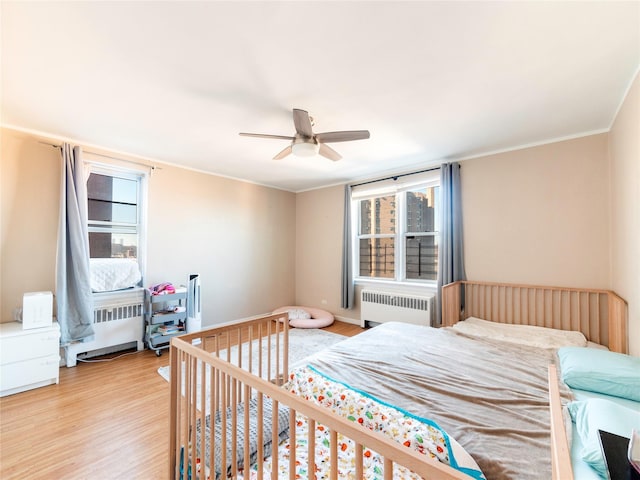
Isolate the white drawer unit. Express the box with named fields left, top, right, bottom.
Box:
left=0, top=321, right=60, bottom=397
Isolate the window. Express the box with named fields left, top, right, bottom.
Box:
left=86, top=163, right=147, bottom=269
left=353, top=172, right=439, bottom=284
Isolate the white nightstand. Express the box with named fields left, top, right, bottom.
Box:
left=0, top=322, right=60, bottom=397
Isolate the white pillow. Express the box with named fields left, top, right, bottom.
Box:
left=586, top=341, right=609, bottom=350
left=287, top=308, right=311, bottom=320
left=451, top=317, right=587, bottom=349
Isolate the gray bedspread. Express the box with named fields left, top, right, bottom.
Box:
left=305, top=322, right=571, bottom=480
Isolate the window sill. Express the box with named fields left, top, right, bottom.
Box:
left=354, top=278, right=437, bottom=295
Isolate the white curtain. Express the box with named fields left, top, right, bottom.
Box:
left=436, top=162, right=466, bottom=326
left=56, top=143, right=94, bottom=344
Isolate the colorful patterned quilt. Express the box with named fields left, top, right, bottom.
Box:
left=246, top=365, right=485, bottom=479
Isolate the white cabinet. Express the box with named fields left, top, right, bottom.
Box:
left=0, top=322, right=60, bottom=397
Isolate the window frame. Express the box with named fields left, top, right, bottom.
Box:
left=357, top=194, right=397, bottom=279
left=85, top=159, right=148, bottom=278
left=352, top=173, right=440, bottom=286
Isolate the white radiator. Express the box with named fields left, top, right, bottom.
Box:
left=64, top=288, right=144, bottom=367
left=360, top=290, right=434, bottom=328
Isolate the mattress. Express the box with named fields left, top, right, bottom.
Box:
left=303, top=321, right=573, bottom=480
left=90, top=258, right=142, bottom=292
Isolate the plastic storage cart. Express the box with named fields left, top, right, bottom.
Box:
left=145, top=287, right=187, bottom=356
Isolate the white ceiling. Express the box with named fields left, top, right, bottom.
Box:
left=2, top=1, right=639, bottom=192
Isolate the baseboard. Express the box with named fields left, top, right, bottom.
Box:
left=59, top=341, right=140, bottom=367
left=334, top=315, right=360, bottom=326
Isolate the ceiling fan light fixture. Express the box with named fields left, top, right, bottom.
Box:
left=291, top=140, right=320, bottom=157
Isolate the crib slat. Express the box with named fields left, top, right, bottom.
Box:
left=231, top=377, right=238, bottom=477
left=330, top=429, right=338, bottom=480
left=267, top=321, right=272, bottom=384
left=258, top=323, right=263, bottom=379
left=355, top=442, right=363, bottom=480
left=189, top=358, right=197, bottom=480
left=221, top=371, right=227, bottom=480
left=283, top=319, right=289, bottom=385
left=256, top=391, right=264, bottom=480
left=237, top=328, right=243, bottom=369
left=244, top=384, right=251, bottom=479
left=307, top=418, right=316, bottom=480
left=275, top=319, right=280, bottom=384
left=289, top=408, right=296, bottom=479
left=198, top=359, right=206, bottom=480
left=384, top=457, right=393, bottom=480
left=271, top=398, right=279, bottom=480
left=592, top=293, right=597, bottom=343
left=248, top=325, right=254, bottom=377
left=209, top=368, right=217, bottom=480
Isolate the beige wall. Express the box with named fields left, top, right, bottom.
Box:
left=294, top=185, right=352, bottom=319
left=0, top=128, right=296, bottom=326
left=609, top=73, right=640, bottom=356
left=461, top=134, right=610, bottom=288
left=146, top=164, right=296, bottom=324
left=296, top=134, right=614, bottom=326
left=1, top=131, right=61, bottom=321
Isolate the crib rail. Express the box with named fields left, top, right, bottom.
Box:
left=548, top=365, right=573, bottom=480
left=169, top=313, right=473, bottom=480
left=441, top=280, right=628, bottom=353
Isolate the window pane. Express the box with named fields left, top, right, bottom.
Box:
left=88, top=174, right=138, bottom=224
left=88, top=200, right=137, bottom=223
left=359, top=196, right=396, bottom=235
left=89, top=232, right=138, bottom=259
left=87, top=174, right=137, bottom=203
left=359, top=238, right=395, bottom=278
left=405, top=236, right=438, bottom=280
left=406, top=187, right=439, bottom=233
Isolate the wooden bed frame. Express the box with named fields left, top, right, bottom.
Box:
left=441, top=280, right=628, bottom=480
left=169, top=281, right=628, bottom=480
left=441, top=280, right=627, bottom=353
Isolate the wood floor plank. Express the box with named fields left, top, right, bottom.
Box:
left=0, top=320, right=363, bottom=480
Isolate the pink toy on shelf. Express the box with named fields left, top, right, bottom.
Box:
left=149, top=282, right=176, bottom=296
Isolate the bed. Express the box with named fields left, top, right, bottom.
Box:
left=169, top=281, right=631, bottom=480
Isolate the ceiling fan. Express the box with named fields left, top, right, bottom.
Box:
left=239, top=108, right=370, bottom=161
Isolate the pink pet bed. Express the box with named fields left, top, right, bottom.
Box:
left=272, top=306, right=334, bottom=329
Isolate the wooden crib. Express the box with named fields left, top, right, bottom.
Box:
left=169, top=312, right=473, bottom=480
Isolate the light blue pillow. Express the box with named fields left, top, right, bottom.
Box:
left=558, top=347, right=640, bottom=401
left=567, top=399, right=640, bottom=478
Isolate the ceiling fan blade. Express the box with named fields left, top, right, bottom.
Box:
left=315, top=130, right=370, bottom=143
left=292, top=109, right=314, bottom=138
left=318, top=143, right=342, bottom=161
left=239, top=132, right=295, bottom=141
left=273, top=145, right=293, bottom=160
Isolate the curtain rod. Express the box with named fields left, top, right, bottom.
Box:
left=38, top=141, right=160, bottom=171
left=350, top=166, right=440, bottom=188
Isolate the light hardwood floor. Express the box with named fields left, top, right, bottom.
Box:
left=0, top=320, right=364, bottom=480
